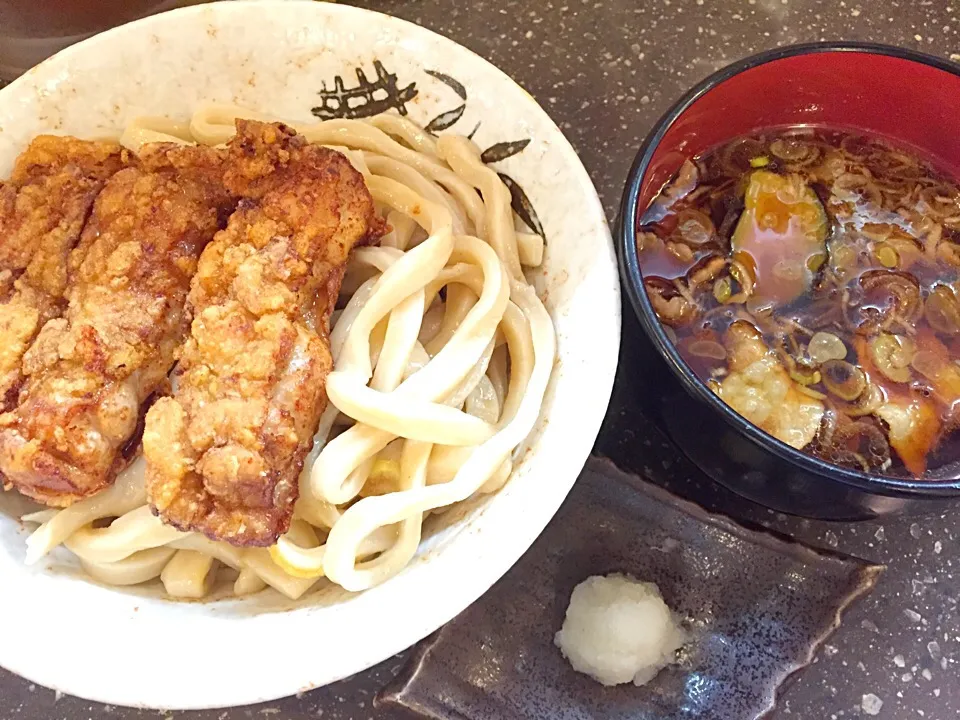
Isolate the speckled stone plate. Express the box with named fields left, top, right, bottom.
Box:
left=377, top=458, right=882, bottom=720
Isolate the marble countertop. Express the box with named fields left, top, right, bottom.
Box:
left=1, top=1, right=958, bottom=718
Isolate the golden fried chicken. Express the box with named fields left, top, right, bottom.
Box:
left=717, top=321, right=824, bottom=450
left=0, top=144, right=232, bottom=506
left=144, top=121, right=382, bottom=546
left=0, top=136, right=129, bottom=409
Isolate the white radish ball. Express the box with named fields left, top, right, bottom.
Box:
left=554, top=573, right=686, bottom=687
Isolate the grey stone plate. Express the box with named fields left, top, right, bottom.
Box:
left=377, top=458, right=882, bottom=719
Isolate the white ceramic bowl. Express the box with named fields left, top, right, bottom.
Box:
left=0, top=0, right=620, bottom=709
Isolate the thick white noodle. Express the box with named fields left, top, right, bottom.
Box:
left=82, top=547, right=177, bottom=586
left=363, top=114, right=440, bottom=157
left=311, top=236, right=508, bottom=505
left=23, top=456, right=149, bottom=565
left=439, top=136, right=523, bottom=280
left=365, top=155, right=468, bottom=235
left=516, top=231, right=545, bottom=267
left=234, top=569, right=268, bottom=596
left=21, top=104, right=557, bottom=599
left=161, top=550, right=215, bottom=599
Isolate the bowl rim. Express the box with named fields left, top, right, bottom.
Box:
left=0, top=0, right=621, bottom=709
left=617, top=41, right=960, bottom=497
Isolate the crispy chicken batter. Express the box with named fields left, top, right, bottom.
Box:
left=144, top=121, right=382, bottom=546
left=0, top=144, right=232, bottom=506
left=717, top=321, right=825, bottom=450
left=0, top=136, right=128, bottom=409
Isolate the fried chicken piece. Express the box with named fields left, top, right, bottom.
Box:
left=0, top=144, right=232, bottom=506
left=144, top=121, right=382, bottom=546
left=716, top=321, right=825, bottom=450
left=0, top=136, right=129, bottom=409
left=7, top=135, right=125, bottom=183
left=875, top=399, right=939, bottom=477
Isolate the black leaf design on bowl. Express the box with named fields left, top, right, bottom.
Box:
left=499, top=172, right=545, bottom=239
left=311, top=60, right=417, bottom=120
left=425, top=69, right=468, bottom=100
left=425, top=104, right=466, bottom=132
left=480, top=139, right=531, bottom=163
left=307, top=64, right=547, bottom=243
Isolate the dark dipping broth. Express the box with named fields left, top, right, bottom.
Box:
left=638, top=127, right=960, bottom=480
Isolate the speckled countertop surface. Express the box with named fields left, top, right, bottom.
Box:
left=1, top=0, right=959, bottom=718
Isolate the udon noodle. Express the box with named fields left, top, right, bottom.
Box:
left=19, top=104, right=556, bottom=599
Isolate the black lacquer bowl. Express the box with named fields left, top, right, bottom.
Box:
left=617, top=43, right=960, bottom=520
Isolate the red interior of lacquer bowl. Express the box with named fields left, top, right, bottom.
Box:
left=637, top=50, right=960, bottom=212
